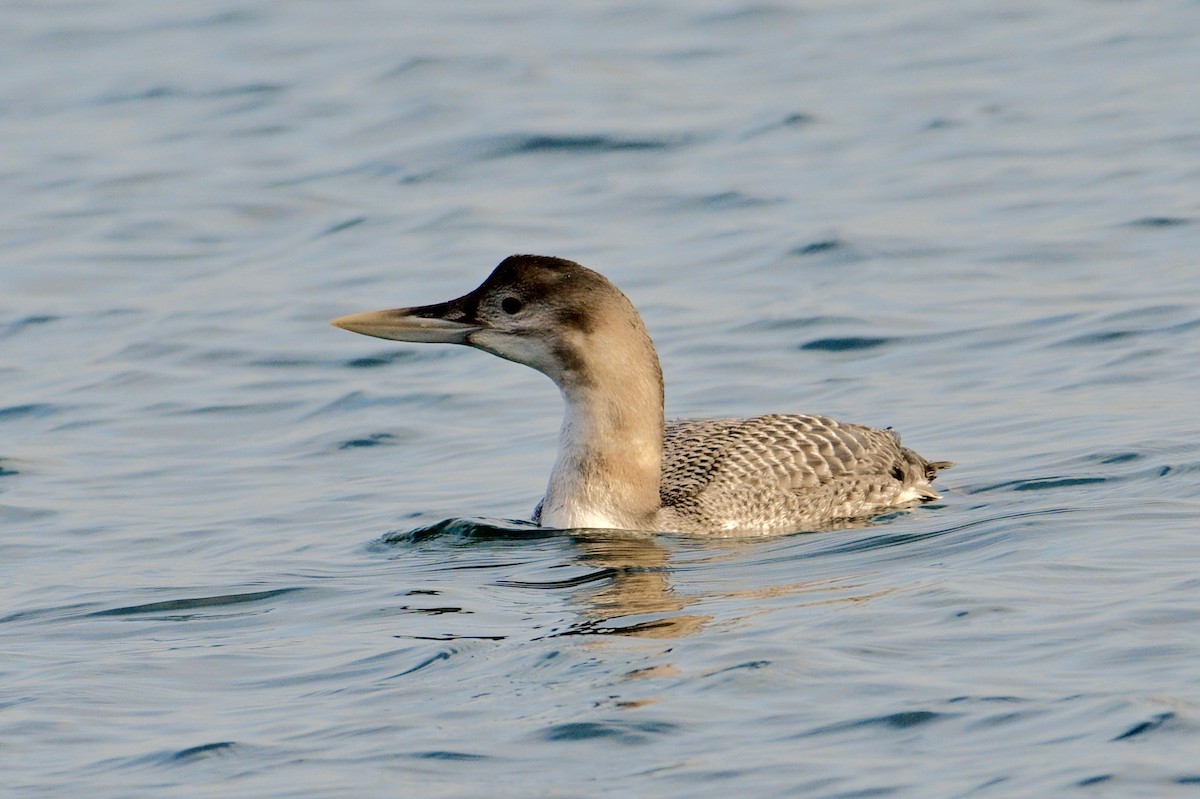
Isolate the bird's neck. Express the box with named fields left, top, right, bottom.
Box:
left=538, top=321, right=665, bottom=530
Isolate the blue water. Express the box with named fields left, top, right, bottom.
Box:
left=4, top=2, right=1200, bottom=796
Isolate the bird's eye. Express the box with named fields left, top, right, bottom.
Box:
left=501, top=297, right=523, bottom=314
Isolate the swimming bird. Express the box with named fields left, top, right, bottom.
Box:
left=332, top=255, right=951, bottom=534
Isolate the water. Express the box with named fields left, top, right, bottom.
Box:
left=3, top=1, right=1200, bottom=796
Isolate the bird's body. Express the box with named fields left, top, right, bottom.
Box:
left=333, top=255, right=950, bottom=534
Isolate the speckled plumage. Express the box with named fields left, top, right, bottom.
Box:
left=657, top=414, right=949, bottom=533
left=333, top=254, right=951, bottom=535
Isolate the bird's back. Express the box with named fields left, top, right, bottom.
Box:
left=657, top=414, right=950, bottom=533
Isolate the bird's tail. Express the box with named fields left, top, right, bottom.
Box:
left=924, top=460, right=955, bottom=480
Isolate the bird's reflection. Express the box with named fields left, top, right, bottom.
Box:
left=548, top=516, right=890, bottom=638
left=557, top=529, right=710, bottom=638
left=390, top=515, right=890, bottom=641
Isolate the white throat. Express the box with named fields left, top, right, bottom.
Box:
left=535, top=324, right=665, bottom=530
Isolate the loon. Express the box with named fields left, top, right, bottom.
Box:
left=332, top=254, right=951, bottom=534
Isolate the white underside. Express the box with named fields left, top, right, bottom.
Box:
left=895, top=486, right=931, bottom=503
left=538, top=502, right=625, bottom=530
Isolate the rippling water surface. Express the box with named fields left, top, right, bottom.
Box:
left=4, top=2, right=1200, bottom=796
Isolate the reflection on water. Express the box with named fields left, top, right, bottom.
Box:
left=389, top=518, right=707, bottom=637
left=390, top=518, right=906, bottom=641
left=562, top=530, right=709, bottom=638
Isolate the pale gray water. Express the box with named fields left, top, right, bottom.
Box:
left=3, top=2, right=1200, bottom=797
